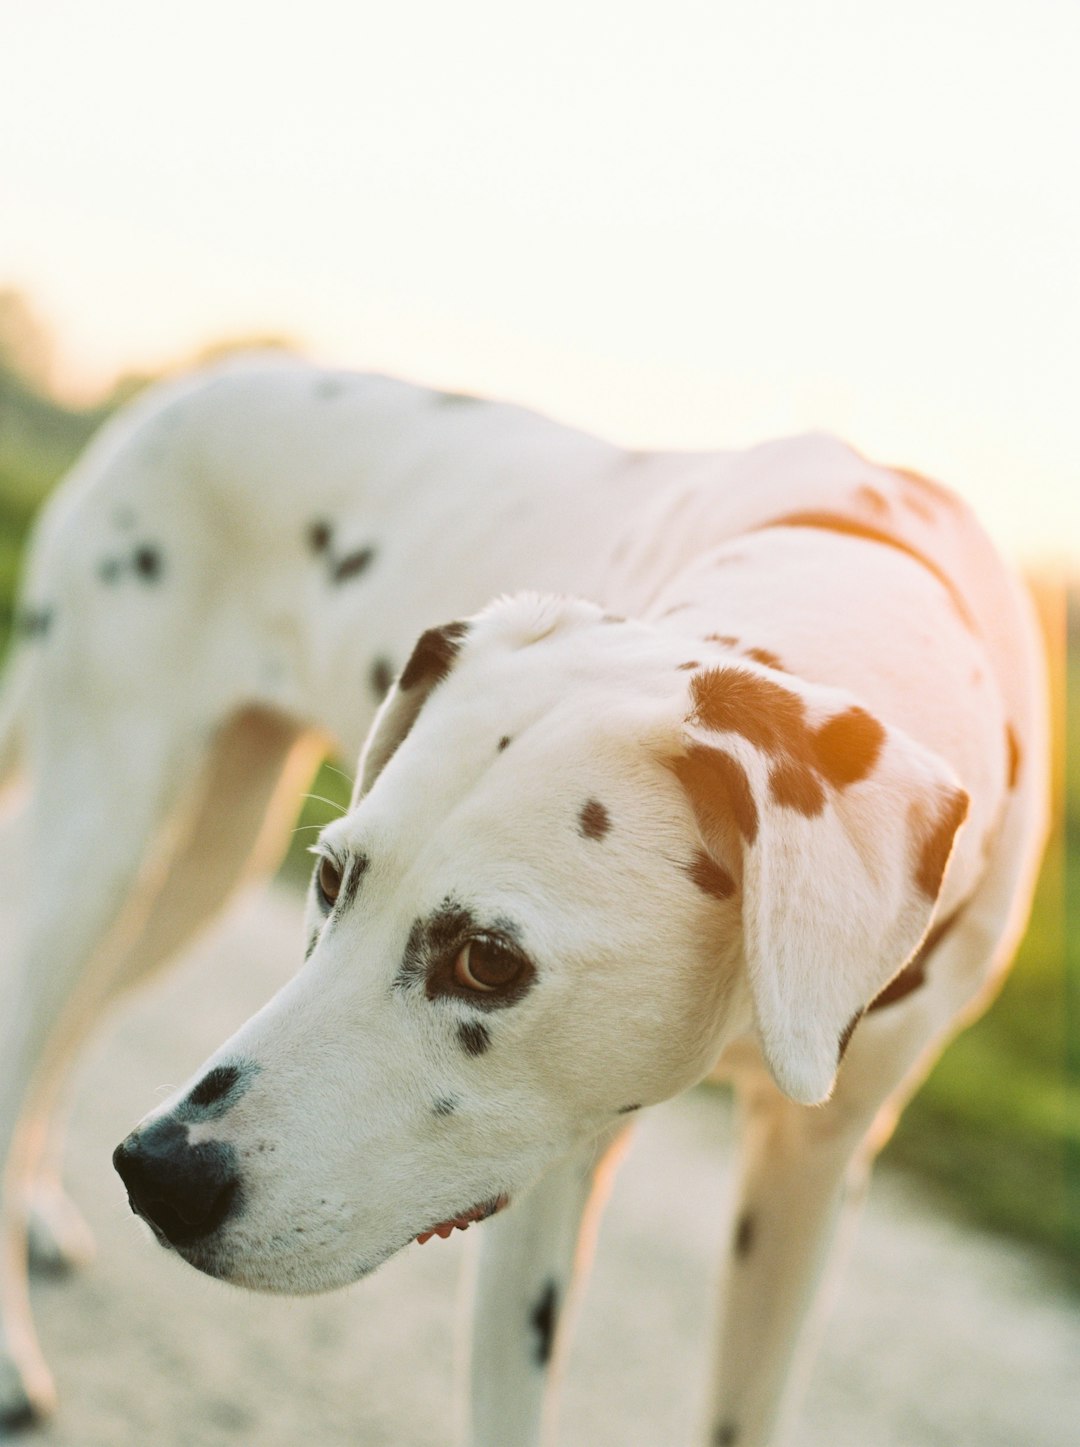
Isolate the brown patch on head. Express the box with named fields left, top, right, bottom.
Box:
left=677, top=660, right=700, bottom=671
left=688, top=667, right=807, bottom=756
left=675, top=744, right=759, bottom=845
left=768, top=759, right=825, bottom=817
left=811, top=707, right=885, bottom=788
left=913, top=788, right=969, bottom=899
left=704, top=633, right=740, bottom=648
left=1005, top=723, right=1021, bottom=790
left=684, top=849, right=736, bottom=901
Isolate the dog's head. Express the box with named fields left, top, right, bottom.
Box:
left=114, top=594, right=967, bottom=1292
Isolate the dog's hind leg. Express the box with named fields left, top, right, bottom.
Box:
left=467, top=1123, right=630, bottom=1447
left=0, top=706, right=323, bottom=1429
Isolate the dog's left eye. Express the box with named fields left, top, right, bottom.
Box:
left=453, top=938, right=525, bottom=993
left=316, top=856, right=342, bottom=910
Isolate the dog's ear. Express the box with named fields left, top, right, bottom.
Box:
left=673, top=667, right=968, bottom=1105
left=354, top=620, right=470, bottom=802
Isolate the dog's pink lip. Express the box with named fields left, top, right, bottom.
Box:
left=415, top=1193, right=509, bottom=1245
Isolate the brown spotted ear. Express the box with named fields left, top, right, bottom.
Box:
left=674, top=667, right=968, bottom=1105
left=354, top=620, right=470, bottom=801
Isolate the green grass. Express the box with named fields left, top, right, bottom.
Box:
left=1, top=357, right=1075, bottom=1267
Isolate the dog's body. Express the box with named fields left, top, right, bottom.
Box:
left=1, top=359, right=1047, bottom=1444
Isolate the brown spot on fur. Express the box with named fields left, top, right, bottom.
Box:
left=676, top=744, right=759, bottom=845
left=892, top=464, right=962, bottom=512
left=768, top=758, right=826, bottom=816
left=677, top=660, right=701, bottom=671
left=579, top=799, right=611, bottom=840
left=856, top=483, right=890, bottom=516
left=742, top=646, right=785, bottom=671
left=914, top=788, right=969, bottom=899
left=685, top=850, right=736, bottom=901
left=1005, top=723, right=1021, bottom=789
left=812, top=707, right=885, bottom=788
left=400, top=620, right=470, bottom=691
left=704, top=633, right=740, bottom=648
left=688, top=667, right=807, bottom=757
left=733, top=1212, right=755, bottom=1258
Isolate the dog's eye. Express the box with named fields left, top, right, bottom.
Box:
left=316, top=856, right=342, bottom=909
left=453, top=938, right=524, bottom=993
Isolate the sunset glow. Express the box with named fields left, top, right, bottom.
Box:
left=2, top=0, right=1076, bottom=563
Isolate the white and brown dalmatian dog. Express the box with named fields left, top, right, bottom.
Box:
left=2, top=358, right=1047, bottom=1444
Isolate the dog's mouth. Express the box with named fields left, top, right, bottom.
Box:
left=414, top=1193, right=509, bottom=1245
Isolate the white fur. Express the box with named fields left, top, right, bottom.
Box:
left=0, top=359, right=1047, bottom=1445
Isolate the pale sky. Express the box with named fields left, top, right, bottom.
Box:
left=2, top=0, right=1077, bottom=563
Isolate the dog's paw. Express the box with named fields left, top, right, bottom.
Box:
left=25, top=1184, right=95, bottom=1277
left=0, top=1349, right=56, bottom=1437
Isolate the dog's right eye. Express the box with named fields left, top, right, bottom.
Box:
left=316, top=856, right=342, bottom=910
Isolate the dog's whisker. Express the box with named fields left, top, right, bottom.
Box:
left=299, top=793, right=348, bottom=815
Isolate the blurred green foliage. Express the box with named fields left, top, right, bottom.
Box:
left=0, top=304, right=1074, bottom=1267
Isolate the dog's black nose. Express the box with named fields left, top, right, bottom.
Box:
left=113, top=1118, right=240, bottom=1246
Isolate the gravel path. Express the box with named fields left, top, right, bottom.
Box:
left=13, top=886, right=1080, bottom=1447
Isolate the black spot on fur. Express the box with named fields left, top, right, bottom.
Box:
left=304, top=931, right=319, bottom=961
left=915, top=789, right=969, bottom=898
left=742, top=646, right=785, bottom=671
left=676, top=744, right=760, bottom=845
left=756, top=511, right=977, bottom=631
left=370, top=657, right=394, bottom=700
left=812, top=708, right=885, bottom=788
left=733, top=1212, right=755, bottom=1258
left=617, top=1103, right=642, bottom=1114
left=332, top=545, right=376, bottom=584
left=134, top=545, right=162, bottom=581
left=431, top=1096, right=458, bottom=1117
left=530, top=1281, right=559, bottom=1366
left=458, top=1021, right=491, bottom=1057
left=399, top=620, right=470, bottom=692
left=497, top=735, right=511, bottom=752
left=685, top=850, right=736, bottom=901
left=188, top=1065, right=240, bottom=1108
left=308, top=520, right=333, bottom=553
left=1005, top=723, right=1021, bottom=789
left=768, top=758, right=826, bottom=817
left=838, top=1010, right=863, bottom=1062
left=713, top=1423, right=740, bottom=1446
left=677, top=660, right=700, bottom=671
left=579, top=799, right=611, bottom=840
left=16, top=606, right=53, bottom=640
left=177, top=1062, right=257, bottom=1122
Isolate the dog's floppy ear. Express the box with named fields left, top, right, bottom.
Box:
left=673, top=666, right=968, bottom=1105
left=354, top=620, right=470, bottom=802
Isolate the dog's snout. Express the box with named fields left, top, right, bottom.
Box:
left=113, top=1118, right=240, bottom=1247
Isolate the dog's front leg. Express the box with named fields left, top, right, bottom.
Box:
left=467, top=1124, right=629, bottom=1447
left=704, top=1075, right=874, bottom=1447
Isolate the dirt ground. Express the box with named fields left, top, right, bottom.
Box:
left=10, top=885, right=1080, bottom=1447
